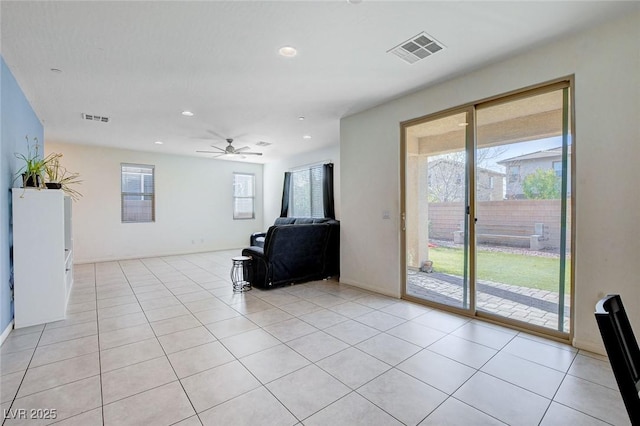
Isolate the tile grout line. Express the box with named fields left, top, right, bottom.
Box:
left=115, top=257, right=202, bottom=423
left=13, top=251, right=621, bottom=425
left=1, top=326, right=45, bottom=426
left=94, top=262, right=105, bottom=426
left=123, top=254, right=258, bottom=420
left=6, top=264, right=101, bottom=424
left=543, top=349, right=618, bottom=425
left=159, top=252, right=277, bottom=422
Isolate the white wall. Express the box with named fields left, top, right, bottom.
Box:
left=340, top=12, right=640, bottom=353
left=263, top=144, right=340, bottom=225
left=46, top=143, right=264, bottom=263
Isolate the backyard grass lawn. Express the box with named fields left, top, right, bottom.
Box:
left=429, top=246, right=571, bottom=293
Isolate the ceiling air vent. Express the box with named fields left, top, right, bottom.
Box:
left=255, top=141, right=272, bottom=147
left=388, top=32, right=445, bottom=64
left=81, top=113, right=110, bottom=123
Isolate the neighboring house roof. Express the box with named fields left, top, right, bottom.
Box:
left=428, top=158, right=505, bottom=176
left=497, top=145, right=572, bottom=165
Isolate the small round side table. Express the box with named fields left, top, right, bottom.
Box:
left=231, top=256, right=252, bottom=293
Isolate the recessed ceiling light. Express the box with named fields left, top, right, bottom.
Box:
left=298, top=116, right=305, bottom=121
left=278, top=46, right=298, bottom=58
left=303, top=135, right=312, bottom=140
left=154, top=141, right=164, bottom=145
left=181, top=111, right=194, bottom=117
left=347, top=0, right=363, bottom=4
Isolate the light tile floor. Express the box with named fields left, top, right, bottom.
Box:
left=0, top=250, right=629, bottom=425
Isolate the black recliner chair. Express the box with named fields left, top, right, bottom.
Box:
left=242, top=218, right=339, bottom=289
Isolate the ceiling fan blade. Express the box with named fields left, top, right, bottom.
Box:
left=206, top=129, right=226, bottom=139
left=235, top=146, right=251, bottom=152
left=230, top=132, right=250, bottom=141
left=197, top=150, right=229, bottom=157
left=240, top=152, right=263, bottom=156
left=196, top=151, right=226, bottom=158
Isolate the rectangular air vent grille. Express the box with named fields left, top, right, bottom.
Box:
left=82, top=113, right=110, bottom=123
left=256, top=141, right=272, bottom=147
left=388, top=32, right=445, bottom=64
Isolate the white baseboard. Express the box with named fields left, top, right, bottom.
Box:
left=0, top=320, right=14, bottom=346
left=339, top=278, right=401, bottom=299
left=75, top=247, right=246, bottom=264
left=572, top=337, right=606, bottom=356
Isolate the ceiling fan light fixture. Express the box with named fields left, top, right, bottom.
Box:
left=278, top=46, right=298, bottom=58
left=196, top=138, right=263, bottom=157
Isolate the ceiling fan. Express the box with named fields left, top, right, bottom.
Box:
left=196, top=138, right=263, bottom=157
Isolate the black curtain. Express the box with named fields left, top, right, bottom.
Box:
left=323, top=163, right=335, bottom=219
left=280, top=172, right=291, bottom=217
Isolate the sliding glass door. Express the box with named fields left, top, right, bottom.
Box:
left=475, top=87, right=571, bottom=333
left=402, top=81, right=573, bottom=336
left=404, top=109, right=473, bottom=312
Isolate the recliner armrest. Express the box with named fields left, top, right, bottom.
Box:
left=241, top=246, right=269, bottom=289
left=250, top=232, right=267, bottom=248
left=242, top=246, right=265, bottom=258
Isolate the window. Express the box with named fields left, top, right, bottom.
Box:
left=552, top=161, right=562, bottom=177
left=290, top=165, right=324, bottom=218
left=121, top=164, right=155, bottom=223
left=508, top=165, right=520, bottom=183
left=233, top=173, right=255, bottom=220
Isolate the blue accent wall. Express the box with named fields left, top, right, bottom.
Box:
left=1, top=56, right=44, bottom=334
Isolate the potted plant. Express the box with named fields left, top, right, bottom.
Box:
left=44, top=153, right=82, bottom=201
left=14, top=135, right=53, bottom=188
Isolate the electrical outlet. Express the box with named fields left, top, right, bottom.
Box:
left=382, top=211, right=390, bottom=220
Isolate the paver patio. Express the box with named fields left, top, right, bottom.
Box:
left=407, top=270, right=571, bottom=331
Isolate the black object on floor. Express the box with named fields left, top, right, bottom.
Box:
left=595, top=294, right=640, bottom=424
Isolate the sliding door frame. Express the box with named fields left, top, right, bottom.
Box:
left=400, top=105, right=475, bottom=316
left=400, top=76, right=576, bottom=342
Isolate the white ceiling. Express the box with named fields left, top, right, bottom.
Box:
left=1, top=1, right=634, bottom=164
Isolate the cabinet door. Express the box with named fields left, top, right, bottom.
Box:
left=12, top=189, right=67, bottom=328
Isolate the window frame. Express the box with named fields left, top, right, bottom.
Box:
left=233, top=172, right=255, bottom=220
left=508, top=165, right=520, bottom=183
left=121, top=163, right=155, bottom=223
left=289, top=164, right=325, bottom=218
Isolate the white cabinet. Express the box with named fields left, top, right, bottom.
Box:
left=12, top=188, right=73, bottom=328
